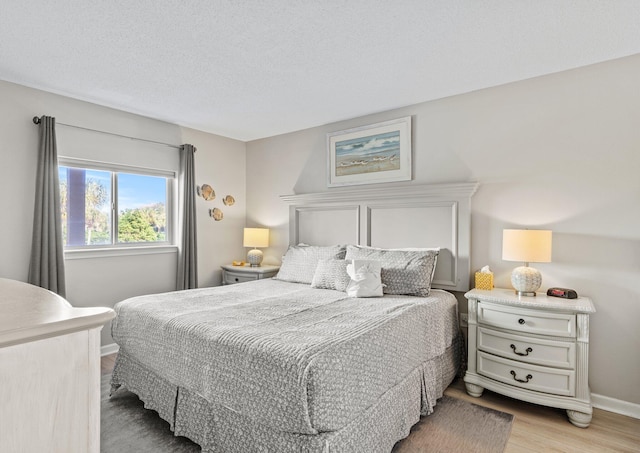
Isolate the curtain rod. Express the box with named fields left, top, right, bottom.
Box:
left=31, top=116, right=189, bottom=151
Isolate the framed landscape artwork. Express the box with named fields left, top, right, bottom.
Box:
left=327, top=116, right=412, bottom=187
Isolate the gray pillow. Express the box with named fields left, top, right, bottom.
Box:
left=344, top=245, right=439, bottom=296
left=274, top=244, right=347, bottom=284
left=311, top=259, right=351, bottom=291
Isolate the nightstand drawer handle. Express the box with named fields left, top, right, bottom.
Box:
left=510, top=370, right=533, bottom=383
left=510, top=344, right=533, bottom=356
left=518, top=318, right=525, bottom=325
left=235, top=278, right=239, bottom=282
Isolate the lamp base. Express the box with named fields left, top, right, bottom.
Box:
left=247, top=249, right=263, bottom=267
left=511, top=265, right=542, bottom=296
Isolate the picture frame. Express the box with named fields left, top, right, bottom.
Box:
left=327, top=116, right=412, bottom=187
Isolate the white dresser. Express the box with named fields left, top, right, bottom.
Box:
left=0, top=278, right=115, bottom=452
left=464, top=288, right=596, bottom=427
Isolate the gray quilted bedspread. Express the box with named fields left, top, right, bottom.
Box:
left=111, top=279, right=458, bottom=435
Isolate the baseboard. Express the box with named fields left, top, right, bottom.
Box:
left=101, top=343, right=119, bottom=357
left=592, top=393, right=640, bottom=419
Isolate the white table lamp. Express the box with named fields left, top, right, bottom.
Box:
left=243, top=228, right=269, bottom=267
left=502, top=229, right=552, bottom=296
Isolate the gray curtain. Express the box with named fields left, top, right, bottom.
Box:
left=177, top=144, right=198, bottom=290
left=28, top=116, right=66, bottom=296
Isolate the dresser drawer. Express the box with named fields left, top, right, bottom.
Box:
left=478, top=327, right=575, bottom=369
left=478, top=302, right=576, bottom=338
left=224, top=272, right=258, bottom=285
left=478, top=351, right=575, bottom=396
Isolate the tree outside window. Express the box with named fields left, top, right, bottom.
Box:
left=58, top=165, right=171, bottom=247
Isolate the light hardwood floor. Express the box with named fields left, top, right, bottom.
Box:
left=101, top=352, right=117, bottom=375
left=444, top=379, right=639, bottom=453
left=101, top=354, right=639, bottom=452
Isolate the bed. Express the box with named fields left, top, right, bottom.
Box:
left=110, top=182, right=478, bottom=452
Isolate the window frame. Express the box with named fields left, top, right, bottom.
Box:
left=58, top=157, right=177, bottom=258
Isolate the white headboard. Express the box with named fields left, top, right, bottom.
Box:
left=280, top=182, right=478, bottom=292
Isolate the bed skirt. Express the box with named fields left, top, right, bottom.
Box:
left=111, top=334, right=462, bottom=453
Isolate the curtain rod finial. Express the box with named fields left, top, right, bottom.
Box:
left=32, top=116, right=40, bottom=124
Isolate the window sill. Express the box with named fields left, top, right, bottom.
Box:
left=64, top=245, right=178, bottom=260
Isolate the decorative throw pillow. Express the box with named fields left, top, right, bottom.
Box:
left=311, top=259, right=351, bottom=291
left=274, top=244, right=347, bottom=285
left=344, top=245, right=439, bottom=297
left=345, top=260, right=384, bottom=298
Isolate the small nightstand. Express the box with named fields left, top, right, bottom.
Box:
left=220, top=264, right=280, bottom=285
left=463, top=288, right=596, bottom=428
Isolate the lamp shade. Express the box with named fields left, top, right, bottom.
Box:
left=243, top=228, right=269, bottom=248
left=502, top=229, right=552, bottom=264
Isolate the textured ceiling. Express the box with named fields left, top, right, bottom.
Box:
left=1, top=1, right=639, bottom=141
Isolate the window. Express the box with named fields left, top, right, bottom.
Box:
left=58, top=159, right=174, bottom=248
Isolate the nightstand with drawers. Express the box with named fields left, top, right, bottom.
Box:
left=463, top=288, right=596, bottom=427
left=220, top=264, right=280, bottom=285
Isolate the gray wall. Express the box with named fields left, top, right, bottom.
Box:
left=0, top=80, right=247, bottom=347
left=246, top=55, right=640, bottom=407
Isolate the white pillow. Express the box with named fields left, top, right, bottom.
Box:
left=345, top=260, right=384, bottom=298
left=311, top=259, right=351, bottom=291
left=344, top=245, right=439, bottom=297
left=274, top=244, right=347, bottom=284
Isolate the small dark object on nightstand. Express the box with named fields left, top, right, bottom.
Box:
left=547, top=287, right=578, bottom=299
